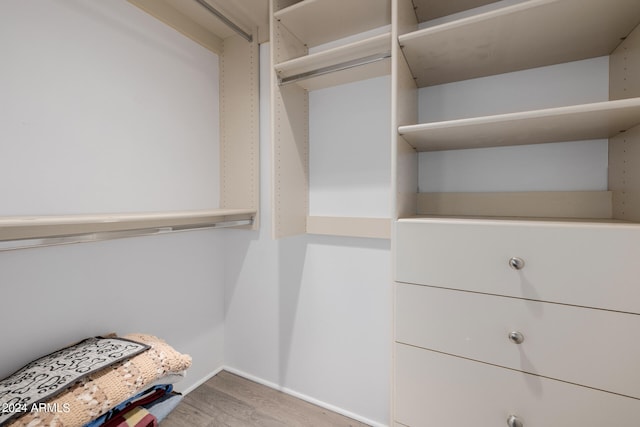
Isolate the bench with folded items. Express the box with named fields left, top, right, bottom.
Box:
left=0, top=333, right=191, bottom=427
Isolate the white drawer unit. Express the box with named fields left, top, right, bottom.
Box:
left=396, top=283, right=640, bottom=399
left=396, top=218, right=640, bottom=314
left=394, top=219, right=640, bottom=426
left=396, top=343, right=640, bottom=427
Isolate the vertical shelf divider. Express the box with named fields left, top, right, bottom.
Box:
left=271, top=0, right=309, bottom=238
left=392, top=0, right=419, bottom=220
left=610, top=23, right=640, bottom=222
left=221, top=33, right=261, bottom=228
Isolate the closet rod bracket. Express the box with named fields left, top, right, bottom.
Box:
left=192, top=0, right=253, bottom=42
left=278, top=52, right=391, bottom=86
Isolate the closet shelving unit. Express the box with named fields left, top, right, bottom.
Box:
left=0, top=0, right=266, bottom=247
left=271, top=0, right=392, bottom=239
left=393, top=0, right=640, bottom=425
left=394, top=0, right=640, bottom=221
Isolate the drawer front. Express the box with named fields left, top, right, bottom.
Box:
left=395, top=219, right=640, bottom=314
left=395, top=343, right=640, bottom=427
left=396, top=283, right=640, bottom=399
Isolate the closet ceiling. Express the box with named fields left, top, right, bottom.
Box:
left=128, top=0, right=270, bottom=52
left=174, top=0, right=269, bottom=42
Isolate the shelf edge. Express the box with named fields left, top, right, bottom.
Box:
left=0, top=209, right=256, bottom=242
left=399, top=98, right=640, bottom=134
left=306, top=216, right=391, bottom=239
left=399, top=98, right=640, bottom=151
left=274, top=0, right=391, bottom=47
left=416, top=191, right=612, bottom=219
left=399, top=0, right=547, bottom=43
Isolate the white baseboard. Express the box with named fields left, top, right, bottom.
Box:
left=180, top=365, right=225, bottom=395
left=222, top=366, right=388, bottom=427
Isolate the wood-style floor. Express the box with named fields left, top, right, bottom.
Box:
left=160, top=371, right=370, bottom=427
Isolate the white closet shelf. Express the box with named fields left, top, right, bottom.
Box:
left=416, top=191, right=614, bottom=220
left=0, top=209, right=256, bottom=242
left=411, top=0, right=498, bottom=23
left=274, top=0, right=390, bottom=47
left=306, top=216, right=391, bottom=239
left=397, top=216, right=627, bottom=224
left=275, top=33, right=391, bottom=90
left=399, top=98, right=640, bottom=151
left=399, top=0, right=640, bottom=87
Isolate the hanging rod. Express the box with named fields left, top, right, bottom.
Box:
left=278, top=52, right=391, bottom=86
left=192, top=0, right=253, bottom=42
left=0, top=219, right=252, bottom=252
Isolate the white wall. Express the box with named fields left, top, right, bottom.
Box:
left=223, top=43, right=392, bottom=427
left=0, top=231, right=226, bottom=393
left=0, top=0, right=220, bottom=215
left=0, top=0, right=225, bottom=392
left=309, top=76, right=391, bottom=217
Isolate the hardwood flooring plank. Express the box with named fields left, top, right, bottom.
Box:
left=209, top=372, right=368, bottom=427
left=160, top=371, right=369, bottom=427
left=161, top=402, right=217, bottom=427
left=185, top=383, right=287, bottom=427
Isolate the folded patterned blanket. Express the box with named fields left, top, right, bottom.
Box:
left=0, top=336, right=150, bottom=425
left=5, top=334, right=191, bottom=427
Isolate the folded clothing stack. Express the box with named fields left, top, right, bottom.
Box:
left=83, top=384, right=182, bottom=427
left=0, top=333, right=191, bottom=427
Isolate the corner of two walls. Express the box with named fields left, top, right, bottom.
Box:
left=222, top=42, right=391, bottom=427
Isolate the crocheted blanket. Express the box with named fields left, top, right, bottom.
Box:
left=5, top=334, right=191, bottom=427
left=0, top=337, right=149, bottom=425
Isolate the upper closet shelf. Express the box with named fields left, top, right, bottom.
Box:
left=275, top=33, right=391, bottom=90
left=0, top=209, right=255, bottom=244
left=411, top=0, right=499, bottom=22
left=274, top=0, right=390, bottom=47
left=399, top=0, right=640, bottom=87
left=399, top=98, right=640, bottom=151
left=128, top=0, right=268, bottom=53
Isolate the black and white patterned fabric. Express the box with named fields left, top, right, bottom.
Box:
left=0, top=337, right=149, bottom=424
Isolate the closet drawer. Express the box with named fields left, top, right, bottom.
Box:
left=396, top=343, right=640, bottom=427
left=395, top=219, right=640, bottom=314
left=396, top=283, right=640, bottom=399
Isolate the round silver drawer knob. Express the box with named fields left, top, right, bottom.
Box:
left=507, top=415, right=523, bottom=427
left=508, top=331, right=525, bottom=344
left=509, top=257, right=525, bottom=270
